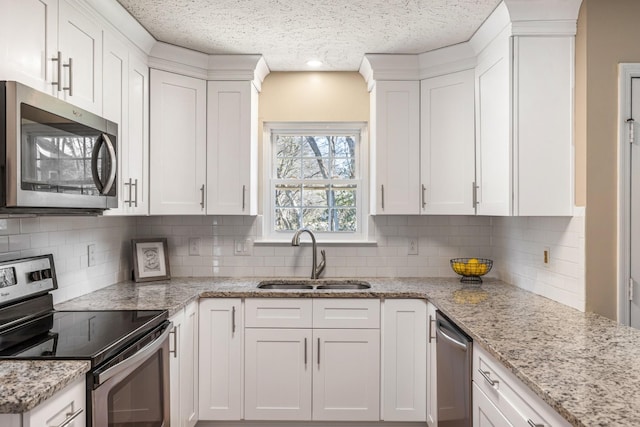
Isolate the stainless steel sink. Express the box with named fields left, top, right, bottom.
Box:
left=315, top=281, right=371, bottom=290
left=257, top=280, right=371, bottom=290
left=257, top=281, right=314, bottom=290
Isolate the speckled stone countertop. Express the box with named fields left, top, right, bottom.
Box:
left=10, top=277, right=639, bottom=426
left=0, top=360, right=90, bottom=413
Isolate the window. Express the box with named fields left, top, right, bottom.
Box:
left=263, top=122, right=368, bottom=241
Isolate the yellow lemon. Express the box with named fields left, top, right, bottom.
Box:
left=476, top=264, right=488, bottom=275
left=467, top=258, right=479, bottom=265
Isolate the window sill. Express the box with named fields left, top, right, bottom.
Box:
left=254, top=239, right=378, bottom=246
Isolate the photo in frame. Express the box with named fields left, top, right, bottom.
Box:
left=132, top=238, right=170, bottom=282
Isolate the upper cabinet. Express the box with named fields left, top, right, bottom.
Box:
left=361, top=0, right=580, bottom=217
left=149, top=69, right=207, bottom=215
left=369, top=80, right=420, bottom=215
left=0, top=0, right=103, bottom=115
left=421, top=70, right=476, bottom=215
left=206, top=81, right=258, bottom=215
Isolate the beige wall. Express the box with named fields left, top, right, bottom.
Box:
left=578, top=0, right=640, bottom=319
left=259, top=72, right=369, bottom=122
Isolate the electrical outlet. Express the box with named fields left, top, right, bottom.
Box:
left=234, top=239, right=253, bottom=256
left=408, top=238, right=419, bottom=255
left=189, top=238, right=200, bottom=256
left=88, top=244, right=96, bottom=267
left=543, top=247, right=551, bottom=266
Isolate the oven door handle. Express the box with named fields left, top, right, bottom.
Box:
left=96, top=322, right=172, bottom=386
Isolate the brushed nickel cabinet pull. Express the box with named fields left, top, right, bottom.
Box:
left=304, top=337, right=308, bottom=365
left=232, top=306, right=236, bottom=333
left=63, top=57, right=73, bottom=95
left=381, top=185, right=385, bottom=210
left=200, top=184, right=205, bottom=209
left=124, top=178, right=132, bottom=207
left=242, top=185, right=246, bottom=210
left=478, top=368, right=498, bottom=386
left=170, top=326, right=178, bottom=358
left=55, top=408, right=84, bottom=427
left=133, top=178, right=138, bottom=207
left=428, top=314, right=436, bottom=342
left=317, top=337, right=320, bottom=366
left=51, top=51, right=63, bottom=91
left=528, top=420, right=544, bottom=427
left=422, top=184, right=427, bottom=209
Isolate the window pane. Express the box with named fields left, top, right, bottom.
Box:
left=303, top=208, right=329, bottom=231
left=331, top=158, right=355, bottom=179
left=275, top=208, right=301, bottom=231
left=332, top=209, right=357, bottom=232
left=276, top=136, right=303, bottom=157
left=302, top=185, right=328, bottom=207
left=333, top=136, right=355, bottom=157
left=302, top=136, right=330, bottom=157
left=276, top=157, right=301, bottom=179
left=275, top=185, right=301, bottom=207
left=302, top=158, right=329, bottom=179
left=332, top=186, right=356, bottom=207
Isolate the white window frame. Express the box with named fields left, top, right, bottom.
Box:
left=262, top=121, right=369, bottom=243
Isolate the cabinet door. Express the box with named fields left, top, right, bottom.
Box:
left=382, top=299, right=426, bottom=421
left=199, top=298, right=242, bottom=420
left=206, top=81, right=258, bottom=215
left=427, top=303, right=438, bottom=427
left=58, top=0, right=102, bottom=114
left=475, top=28, right=512, bottom=216
left=244, top=328, right=312, bottom=420
left=421, top=70, right=476, bottom=215
left=371, top=81, right=420, bottom=214
left=169, top=309, right=184, bottom=427
left=25, top=377, right=86, bottom=427
left=472, top=383, right=513, bottom=427
left=124, top=54, right=150, bottom=215
left=181, top=302, right=198, bottom=427
left=313, top=328, right=380, bottom=421
left=0, top=0, right=58, bottom=93
left=149, top=69, right=207, bottom=214
left=102, top=31, right=129, bottom=216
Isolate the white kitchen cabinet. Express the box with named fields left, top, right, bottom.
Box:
left=206, top=81, right=258, bottom=215
left=243, top=298, right=380, bottom=422
left=473, top=344, right=571, bottom=427
left=0, top=376, right=86, bottom=427
left=313, top=328, right=380, bottom=421
left=0, top=0, right=58, bottom=93
left=381, top=299, right=427, bottom=422
left=244, top=328, right=313, bottom=420
left=149, top=69, right=207, bottom=215
left=472, top=383, right=512, bottom=427
left=420, top=70, right=476, bottom=215
left=103, top=32, right=149, bottom=216
left=199, top=298, right=243, bottom=421
left=475, top=28, right=574, bottom=216
left=370, top=80, right=420, bottom=215
left=169, top=301, right=199, bottom=427
left=0, top=0, right=102, bottom=114
left=57, top=0, right=103, bottom=114
left=426, top=302, right=438, bottom=427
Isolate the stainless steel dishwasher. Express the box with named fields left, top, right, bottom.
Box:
left=436, top=311, right=472, bottom=427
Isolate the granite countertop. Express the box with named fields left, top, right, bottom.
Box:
left=6, top=277, right=640, bottom=426
left=0, top=360, right=90, bottom=413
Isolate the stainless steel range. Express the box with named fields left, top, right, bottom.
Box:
left=0, top=254, right=171, bottom=427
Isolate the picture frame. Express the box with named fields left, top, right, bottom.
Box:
left=132, top=238, right=170, bottom=282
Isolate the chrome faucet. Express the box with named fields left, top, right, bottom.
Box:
left=291, top=228, right=326, bottom=279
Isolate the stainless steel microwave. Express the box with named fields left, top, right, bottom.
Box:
left=0, top=81, right=117, bottom=214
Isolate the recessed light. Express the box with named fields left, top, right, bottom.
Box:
left=306, top=59, right=323, bottom=67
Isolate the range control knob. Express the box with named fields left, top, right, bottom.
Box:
left=29, top=268, right=52, bottom=282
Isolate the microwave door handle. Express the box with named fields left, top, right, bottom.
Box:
left=90, top=134, right=117, bottom=195
left=91, top=135, right=105, bottom=193
left=96, top=323, right=172, bottom=385
left=101, top=133, right=117, bottom=195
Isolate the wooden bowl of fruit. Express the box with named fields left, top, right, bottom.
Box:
left=450, top=258, right=493, bottom=283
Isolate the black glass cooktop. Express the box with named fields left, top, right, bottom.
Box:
left=0, top=309, right=167, bottom=367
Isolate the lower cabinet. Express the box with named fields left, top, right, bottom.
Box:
left=0, top=376, right=86, bottom=427
left=199, top=298, right=243, bottom=420
left=169, top=301, right=199, bottom=427
left=472, top=344, right=570, bottom=427
left=199, top=297, right=428, bottom=424
left=426, top=302, right=438, bottom=427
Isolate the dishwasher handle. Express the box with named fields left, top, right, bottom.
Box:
left=436, top=320, right=469, bottom=352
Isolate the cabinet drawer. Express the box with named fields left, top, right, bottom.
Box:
left=27, top=376, right=86, bottom=427
left=473, top=344, right=570, bottom=427
left=313, top=299, right=380, bottom=329
left=245, top=298, right=312, bottom=328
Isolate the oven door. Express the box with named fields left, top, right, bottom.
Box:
left=92, top=321, right=171, bottom=427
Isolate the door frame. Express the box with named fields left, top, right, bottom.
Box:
left=618, top=64, right=640, bottom=325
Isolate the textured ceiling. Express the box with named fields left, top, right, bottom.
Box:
left=117, top=0, right=501, bottom=71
